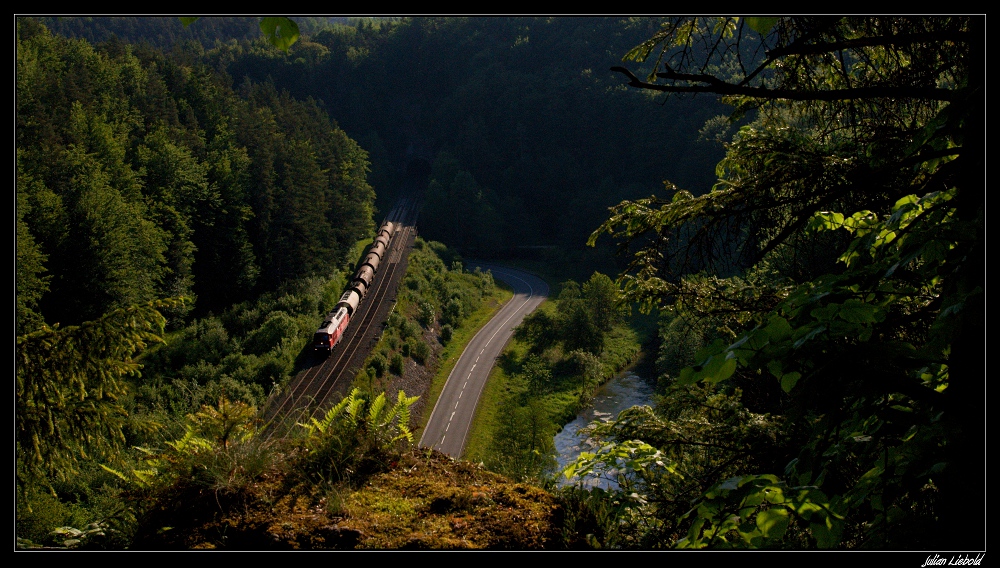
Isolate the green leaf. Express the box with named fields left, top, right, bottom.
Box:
left=767, top=359, right=783, bottom=379
left=762, top=486, right=786, bottom=504
left=810, top=303, right=839, bottom=322
left=179, top=17, right=199, bottom=27
left=678, top=365, right=698, bottom=385
left=680, top=339, right=731, bottom=385
left=259, top=17, right=300, bottom=52
left=693, top=338, right=727, bottom=362
left=780, top=372, right=801, bottom=393
left=809, top=211, right=846, bottom=232
left=838, top=299, right=878, bottom=324
left=709, top=355, right=737, bottom=383
left=809, top=516, right=840, bottom=548
left=893, top=194, right=920, bottom=210
left=764, top=315, right=793, bottom=341
left=793, top=324, right=827, bottom=349
left=756, top=508, right=791, bottom=539
left=692, top=353, right=738, bottom=384
left=744, top=17, right=779, bottom=35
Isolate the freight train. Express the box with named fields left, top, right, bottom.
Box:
left=312, top=221, right=395, bottom=354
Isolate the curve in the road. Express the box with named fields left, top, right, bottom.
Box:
left=419, top=263, right=549, bottom=457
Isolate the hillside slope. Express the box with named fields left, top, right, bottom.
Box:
left=132, top=448, right=561, bottom=550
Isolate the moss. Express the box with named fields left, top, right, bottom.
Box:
left=130, top=448, right=561, bottom=550
left=341, top=450, right=560, bottom=549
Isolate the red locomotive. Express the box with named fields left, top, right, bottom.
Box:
left=313, top=306, right=350, bottom=352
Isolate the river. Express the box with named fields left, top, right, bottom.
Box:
left=553, top=369, right=655, bottom=489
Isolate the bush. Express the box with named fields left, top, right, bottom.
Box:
left=442, top=298, right=463, bottom=327
left=177, top=359, right=224, bottom=385
left=418, top=302, right=435, bottom=328
left=389, top=353, right=405, bottom=375
left=388, top=311, right=405, bottom=330
left=412, top=340, right=431, bottom=365
left=16, top=490, right=89, bottom=547
left=186, top=318, right=232, bottom=365
left=368, top=353, right=388, bottom=378
left=440, top=324, right=454, bottom=345
left=477, top=269, right=495, bottom=292
left=244, top=311, right=299, bottom=355
left=112, top=398, right=276, bottom=500
left=400, top=320, right=421, bottom=340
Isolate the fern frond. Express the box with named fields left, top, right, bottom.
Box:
left=368, top=392, right=387, bottom=425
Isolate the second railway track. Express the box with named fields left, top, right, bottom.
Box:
left=262, top=199, right=418, bottom=439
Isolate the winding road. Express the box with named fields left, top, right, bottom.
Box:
left=419, top=263, right=549, bottom=457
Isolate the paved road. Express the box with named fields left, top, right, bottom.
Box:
left=419, top=263, right=549, bottom=457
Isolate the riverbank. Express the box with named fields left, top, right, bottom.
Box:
left=553, top=366, right=656, bottom=489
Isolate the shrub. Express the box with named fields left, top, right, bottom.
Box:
left=418, top=302, right=435, bottom=328
left=108, top=398, right=275, bottom=496
left=412, top=340, right=431, bottom=365
left=400, top=320, right=421, bottom=340
left=388, top=311, right=405, bottom=330
left=389, top=353, right=405, bottom=376
left=442, top=298, right=463, bottom=327
left=244, top=311, right=298, bottom=355
left=368, top=353, right=388, bottom=378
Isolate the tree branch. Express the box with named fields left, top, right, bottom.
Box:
left=611, top=66, right=963, bottom=102
left=766, top=31, right=973, bottom=58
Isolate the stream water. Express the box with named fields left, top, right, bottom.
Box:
left=553, top=370, right=655, bottom=489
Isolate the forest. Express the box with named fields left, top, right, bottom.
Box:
left=15, top=16, right=982, bottom=550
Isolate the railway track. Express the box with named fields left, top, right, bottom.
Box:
left=261, top=199, right=418, bottom=440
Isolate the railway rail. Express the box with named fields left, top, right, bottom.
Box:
left=261, top=199, right=417, bottom=439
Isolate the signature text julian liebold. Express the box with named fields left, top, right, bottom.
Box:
left=922, top=554, right=984, bottom=567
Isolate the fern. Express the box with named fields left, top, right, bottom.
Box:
left=297, top=388, right=418, bottom=486
left=105, top=397, right=270, bottom=491
left=303, top=388, right=418, bottom=446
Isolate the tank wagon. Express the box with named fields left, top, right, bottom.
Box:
left=312, top=220, right=396, bottom=355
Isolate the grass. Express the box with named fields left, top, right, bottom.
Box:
left=462, top=304, right=644, bottom=471
left=415, top=282, right=514, bottom=434
left=347, top=236, right=377, bottom=273
left=461, top=335, right=531, bottom=463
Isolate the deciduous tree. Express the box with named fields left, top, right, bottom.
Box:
left=585, top=16, right=982, bottom=549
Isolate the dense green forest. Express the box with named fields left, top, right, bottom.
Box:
left=30, top=16, right=729, bottom=265
left=221, top=17, right=730, bottom=262
left=16, top=16, right=982, bottom=550
left=31, top=16, right=351, bottom=51
left=16, top=17, right=377, bottom=330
